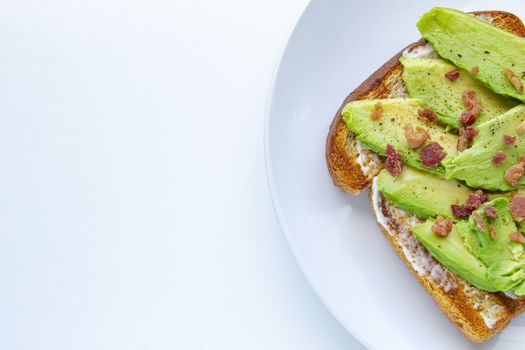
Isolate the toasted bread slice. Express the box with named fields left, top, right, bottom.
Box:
left=326, top=11, right=525, bottom=196
left=325, top=11, right=525, bottom=342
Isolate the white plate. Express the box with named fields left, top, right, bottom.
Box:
left=265, top=1, right=525, bottom=349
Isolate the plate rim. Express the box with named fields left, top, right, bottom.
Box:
left=263, top=1, right=373, bottom=348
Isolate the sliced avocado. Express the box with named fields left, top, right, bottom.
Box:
left=458, top=198, right=525, bottom=293
left=418, top=7, right=525, bottom=102
left=515, top=281, right=525, bottom=296
left=401, top=57, right=518, bottom=128
left=342, top=98, right=458, bottom=176
left=376, top=167, right=471, bottom=219
left=442, top=104, right=525, bottom=191
left=460, top=198, right=514, bottom=266
left=413, top=220, right=496, bottom=292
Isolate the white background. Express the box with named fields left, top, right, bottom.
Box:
left=0, top=1, right=366, bottom=349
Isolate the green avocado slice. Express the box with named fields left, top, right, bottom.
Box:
left=342, top=98, right=458, bottom=176
left=376, top=167, right=471, bottom=219
left=442, top=104, right=525, bottom=191
left=458, top=198, right=525, bottom=294
left=413, top=220, right=496, bottom=292
left=417, top=7, right=525, bottom=102
left=401, top=57, right=518, bottom=128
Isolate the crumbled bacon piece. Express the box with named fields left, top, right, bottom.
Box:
left=504, top=135, right=516, bottom=145
left=460, top=112, right=476, bottom=126
left=471, top=104, right=482, bottom=118
left=371, top=102, right=383, bottom=120
left=516, top=121, right=525, bottom=135
left=472, top=212, right=486, bottom=232
left=419, top=142, right=446, bottom=167
left=462, top=89, right=483, bottom=118
left=489, top=224, right=497, bottom=240
left=451, top=190, right=488, bottom=218
left=432, top=216, right=453, bottom=236
left=504, top=162, right=525, bottom=186
left=462, top=90, right=477, bottom=110
left=457, top=135, right=469, bottom=152
left=503, top=69, right=524, bottom=93
left=458, top=90, right=483, bottom=130
left=445, top=69, right=460, bottom=81
left=384, top=144, right=403, bottom=177
left=492, top=151, right=507, bottom=165
left=485, top=204, right=498, bottom=218
left=457, top=126, right=479, bottom=152
left=464, top=127, right=478, bottom=140
left=509, top=194, right=525, bottom=222
left=509, top=232, right=525, bottom=243
left=418, top=108, right=437, bottom=122
left=467, top=190, right=488, bottom=210
left=451, top=204, right=473, bottom=218
left=403, top=124, right=429, bottom=149
left=470, top=66, right=480, bottom=75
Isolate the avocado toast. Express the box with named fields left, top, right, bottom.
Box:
left=326, top=9, right=525, bottom=343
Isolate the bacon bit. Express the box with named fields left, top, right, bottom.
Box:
left=403, top=124, right=429, bottom=149
left=419, top=142, right=446, bottom=167
left=451, top=190, right=488, bottom=218
left=371, top=102, right=383, bottom=120
left=457, top=135, right=469, bottom=152
left=460, top=112, right=476, bottom=126
left=492, top=151, right=507, bottom=165
left=457, top=135, right=468, bottom=152
left=489, top=224, right=497, bottom=240
left=418, top=108, right=437, bottom=122
left=464, top=127, right=478, bottom=140
left=432, top=216, right=453, bottom=236
left=462, top=90, right=476, bottom=110
left=451, top=204, right=473, bottom=218
left=516, top=121, right=525, bottom=135
left=458, top=90, right=482, bottom=130
left=504, top=135, right=517, bottom=145
left=384, top=144, right=403, bottom=177
left=472, top=212, right=486, bottom=232
left=509, top=232, right=525, bottom=243
left=462, top=89, right=483, bottom=119
left=445, top=69, right=460, bottom=81
left=470, top=66, right=480, bottom=75
left=503, top=69, right=524, bottom=93
left=467, top=190, right=488, bottom=210
left=457, top=126, right=479, bottom=152
left=471, top=104, right=482, bottom=118
left=485, top=204, right=498, bottom=218
left=504, top=162, right=525, bottom=186
left=509, top=194, right=525, bottom=222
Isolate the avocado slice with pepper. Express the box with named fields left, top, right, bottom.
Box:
left=418, top=7, right=525, bottom=102
left=376, top=167, right=471, bottom=219
left=401, top=57, right=518, bottom=128
left=342, top=98, right=457, bottom=176
left=442, top=104, right=525, bottom=191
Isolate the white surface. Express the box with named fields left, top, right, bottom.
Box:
left=267, top=1, right=525, bottom=349
left=0, top=1, right=368, bottom=349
